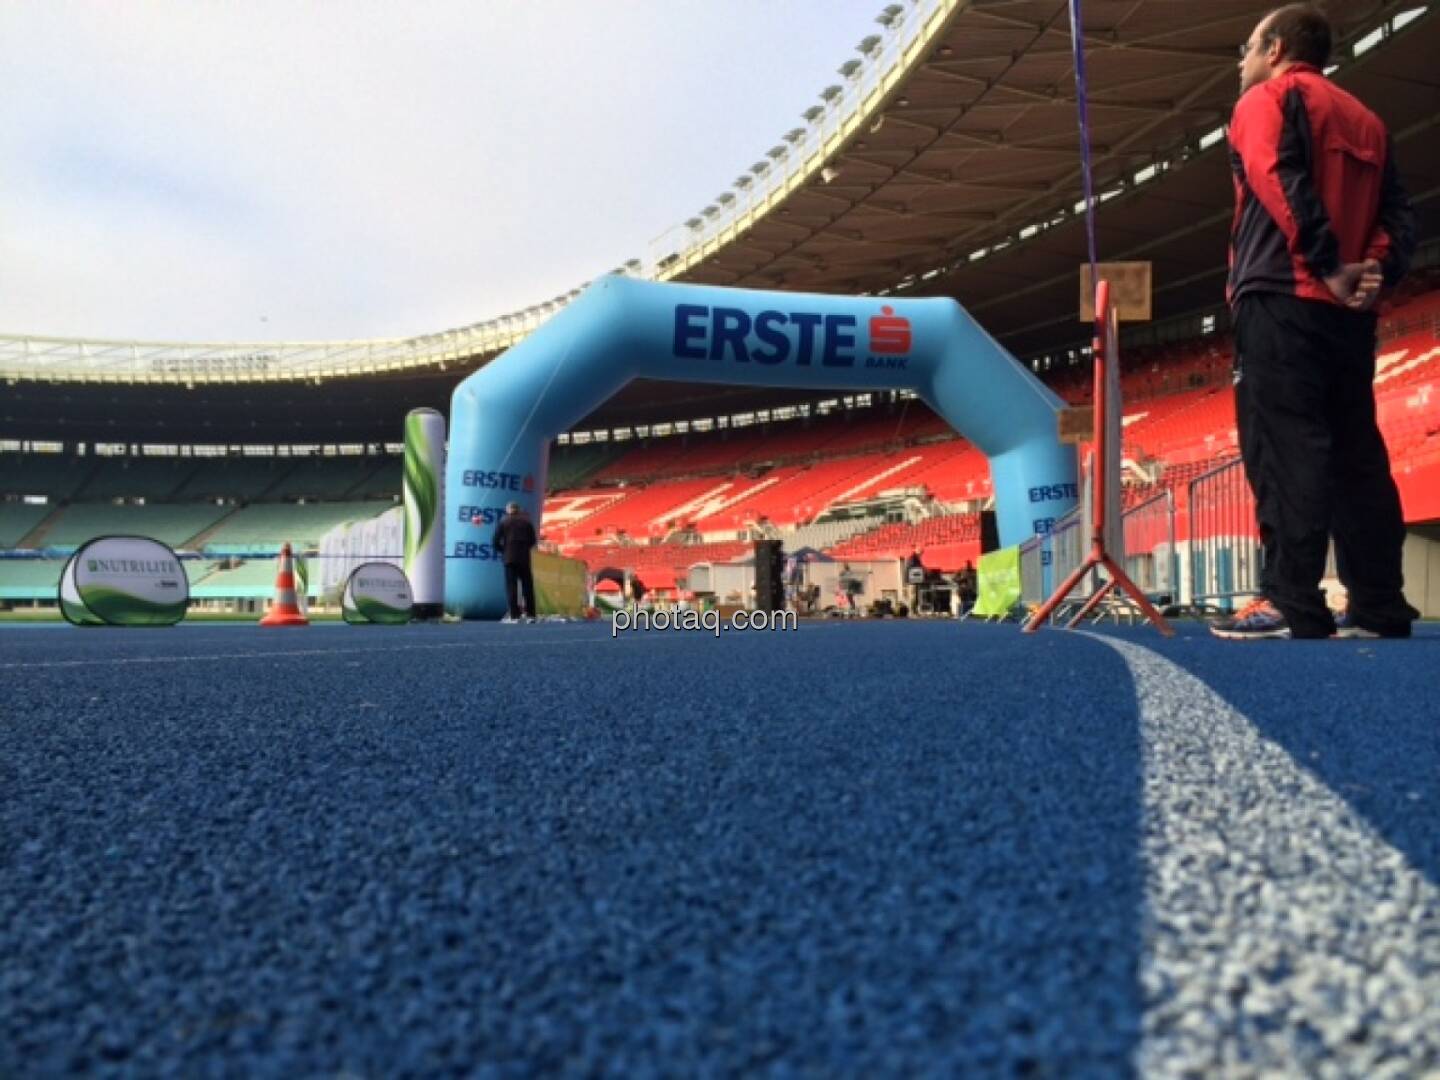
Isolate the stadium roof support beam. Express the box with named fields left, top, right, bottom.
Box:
left=960, top=98, right=1183, bottom=117
left=877, top=114, right=947, bottom=137
left=971, top=206, right=1235, bottom=320
left=931, top=43, right=1255, bottom=263
left=898, top=167, right=1053, bottom=192
left=860, top=207, right=1000, bottom=228
left=793, top=189, right=867, bottom=210
left=844, top=158, right=947, bottom=180
left=939, top=134, right=1113, bottom=155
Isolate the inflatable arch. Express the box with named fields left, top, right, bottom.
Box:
left=446, top=276, right=1077, bottom=619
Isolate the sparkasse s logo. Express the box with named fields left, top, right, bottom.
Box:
left=868, top=307, right=911, bottom=355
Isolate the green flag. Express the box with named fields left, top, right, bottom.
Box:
left=972, top=546, right=1022, bottom=620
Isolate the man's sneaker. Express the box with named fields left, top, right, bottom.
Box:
left=1332, top=610, right=1410, bottom=639
left=1210, top=598, right=1291, bottom=640
left=1332, top=610, right=1378, bottom=639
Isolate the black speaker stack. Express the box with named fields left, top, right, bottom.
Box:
left=979, top=509, right=1000, bottom=554
left=753, top=539, right=786, bottom=612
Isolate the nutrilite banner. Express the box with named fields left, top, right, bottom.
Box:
left=58, top=536, right=189, bottom=627
left=59, top=557, right=105, bottom=626
left=342, top=561, right=413, bottom=625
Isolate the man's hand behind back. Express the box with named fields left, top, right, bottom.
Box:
left=1348, top=259, right=1384, bottom=312
left=1324, top=259, right=1385, bottom=312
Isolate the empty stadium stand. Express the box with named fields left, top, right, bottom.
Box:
left=200, top=500, right=396, bottom=551
left=530, top=285, right=1438, bottom=584
left=40, top=503, right=230, bottom=549
left=177, top=457, right=294, bottom=501
left=275, top=457, right=379, bottom=500
left=3, top=283, right=1436, bottom=604
left=187, top=558, right=291, bottom=600
left=829, top=513, right=983, bottom=570
left=0, top=503, right=51, bottom=547
left=0, top=452, right=95, bottom=501
left=549, top=443, right=625, bottom=489
left=567, top=540, right=752, bottom=584
left=782, top=519, right=879, bottom=552
left=0, top=558, right=65, bottom=601
left=73, top=455, right=200, bottom=502
left=349, top=460, right=403, bottom=499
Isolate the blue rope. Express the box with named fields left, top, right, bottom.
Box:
left=1068, top=0, right=1100, bottom=300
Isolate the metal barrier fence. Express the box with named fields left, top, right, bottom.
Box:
left=1018, top=534, right=1045, bottom=610
left=1019, top=491, right=1184, bottom=622
left=1121, top=489, right=1178, bottom=603
left=1015, top=454, right=1361, bottom=621
left=1186, top=456, right=1260, bottom=612
left=1019, top=508, right=1086, bottom=615
left=1049, top=508, right=1087, bottom=598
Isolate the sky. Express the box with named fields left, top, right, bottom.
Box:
left=1, top=1, right=891, bottom=343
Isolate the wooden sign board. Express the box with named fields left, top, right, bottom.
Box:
left=1080, top=261, right=1152, bottom=322
left=1058, top=406, right=1095, bottom=444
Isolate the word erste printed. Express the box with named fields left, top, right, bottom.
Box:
left=673, top=304, right=913, bottom=370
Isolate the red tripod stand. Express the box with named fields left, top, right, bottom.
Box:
left=1023, top=280, right=1173, bottom=636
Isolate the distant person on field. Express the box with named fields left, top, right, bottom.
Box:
left=1213, top=3, right=1417, bottom=640
left=906, top=547, right=925, bottom=612
left=957, top=560, right=978, bottom=614
left=839, top=563, right=863, bottom=613
left=492, top=501, right=537, bottom=621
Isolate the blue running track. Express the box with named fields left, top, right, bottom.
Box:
left=2, top=619, right=1438, bottom=1075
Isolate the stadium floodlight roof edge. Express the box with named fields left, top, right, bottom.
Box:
left=0, top=314, right=550, bottom=386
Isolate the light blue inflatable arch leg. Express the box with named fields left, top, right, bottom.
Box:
left=446, top=276, right=1077, bottom=619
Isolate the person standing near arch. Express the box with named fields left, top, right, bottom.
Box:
left=1212, top=3, right=1417, bottom=640
left=492, top=502, right=538, bottom=622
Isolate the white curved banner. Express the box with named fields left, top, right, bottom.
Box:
left=59, top=536, right=188, bottom=627
left=342, top=561, right=413, bottom=625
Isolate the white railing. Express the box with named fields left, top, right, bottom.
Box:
left=0, top=0, right=957, bottom=386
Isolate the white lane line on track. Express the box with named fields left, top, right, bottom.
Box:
left=1086, top=634, right=1440, bottom=1076
left=0, top=634, right=616, bottom=670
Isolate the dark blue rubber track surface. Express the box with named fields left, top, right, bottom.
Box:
left=2, top=619, right=1437, bottom=1076
left=1128, top=624, right=1440, bottom=890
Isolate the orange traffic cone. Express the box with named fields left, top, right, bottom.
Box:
left=259, top=542, right=309, bottom=627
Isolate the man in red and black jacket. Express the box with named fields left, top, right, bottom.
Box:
left=1214, top=3, right=1418, bottom=640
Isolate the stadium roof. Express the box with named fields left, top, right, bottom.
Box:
left=677, top=0, right=1439, bottom=360
left=4, top=0, right=1436, bottom=444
